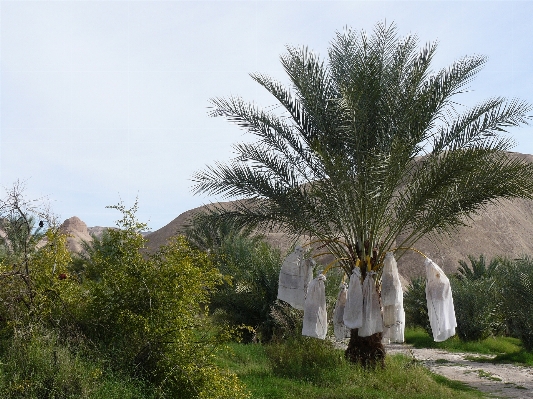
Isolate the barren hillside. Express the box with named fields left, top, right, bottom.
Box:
left=144, top=153, right=533, bottom=280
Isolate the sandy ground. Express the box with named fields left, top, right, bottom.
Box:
left=386, top=343, right=533, bottom=399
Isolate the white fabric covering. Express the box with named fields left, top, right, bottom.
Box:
left=343, top=268, right=364, bottom=329
left=302, top=274, right=327, bottom=339
left=382, top=261, right=405, bottom=343
left=381, top=252, right=401, bottom=307
left=425, top=258, right=457, bottom=342
left=381, top=252, right=405, bottom=342
left=277, top=246, right=314, bottom=310
left=358, top=272, right=384, bottom=337
left=333, top=282, right=350, bottom=340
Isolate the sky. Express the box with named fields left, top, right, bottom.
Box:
left=1, top=1, right=532, bottom=231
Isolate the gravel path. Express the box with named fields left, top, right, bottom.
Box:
left=386, top=343, right=533, bottom=399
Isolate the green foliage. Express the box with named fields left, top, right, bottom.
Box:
left=0, top=188, right=250, bottom=398
left=265, top=336, right=346, bottom=385
left=405, top=327, right=523, bottom=355
left=403, top=277, right=431, bottom=335
left=0, top=226, right=75, bottom=342
left=495, top=257, right=533, bottom=351
left=0, top=327, right=152, bottom=399
left=211, top=237, right=282, bottom=342
left=451, top=277, right=498, bottom=341
left=73, top=202, right=249, bottom=398
left=457, top=254, right=501, bottom=280
left=269, top=299, right=304, bottom=340
left=0, top=214, right=46, bottom=265
left=185, top=210, right=283, bottom=342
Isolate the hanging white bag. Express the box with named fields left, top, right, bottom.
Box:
left=333, top=282, right=350, bottom=340
left=381, top=252, right=401, bottom=307
left=302, top=274, right=327, bottom=339
left=382, top=277, right=405, bottom=343
left=343, top=268, right=364, bottom=329
left=382, top=308, right=405, bottom=343
left=381, top=252, right=404, bottom=340
left=277, top=246, right=313, bottom=310
left=425, top=258, right=457, bottom=342
left=358, top=272, right=384, bottom=337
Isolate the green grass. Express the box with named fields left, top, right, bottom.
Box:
left=405, top=327, right=533, bottom=366
left=216, top=340, right=486, bottom=399
left=405, top=327, right=522, bottom=354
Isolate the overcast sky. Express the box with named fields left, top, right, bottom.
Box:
left=1, top=1, right=532, bottom=231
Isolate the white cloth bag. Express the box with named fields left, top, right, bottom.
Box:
left=358, top=272, right=384, bottom=337
left=381, top=252, right=405, bottom=342
left=333, top=282, right=350, bottom=340
left=302, top=274, right=327, bottom=339
left=425, top=258, right=457, bottom=342
left=381, top=252, right=401, bottom=308
left=277, top=246, right=314, bottom=310
left=343, top=268, right=364, bottom=329
left=382, top=279, right=405, bottom=342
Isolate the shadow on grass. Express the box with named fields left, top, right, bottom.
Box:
left=405, top=328, right=525, bottom=356
left=466, top=350, right=533, bottom=366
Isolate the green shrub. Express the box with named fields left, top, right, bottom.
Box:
left=451, top=277, right=497, bottom=341
left=269, top=299, right=304, bottom=340
left=496, top=257, right=533, bottom=351
left=184, top=210, right=284, bottom=342
left=265, top=336, right=346, bottom=385
left=73, top=202, right=250, bottom=398
left=404, top=277, right=431, bottom=335
left=210, top=237, right=283, bottom=342
left=0, top=327, right=150, bottom=399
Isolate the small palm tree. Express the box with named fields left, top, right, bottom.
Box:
left=193, top=22, right=533, bottom=365
left=456, top=254, right=501, bottom=280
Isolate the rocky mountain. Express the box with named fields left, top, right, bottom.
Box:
left=58, top=216, right=112, bottom=253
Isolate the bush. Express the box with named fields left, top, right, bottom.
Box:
left=269, top=299, right=304, bottom=340
left=451, top=277, right=496, bottom=341
left=184, top=210, right=284, bottom=342
left=73, top=203, right=250, bottom=398
left=496, top=257, right=533, bottom=351
left=265, top=336, right=346, bottom=385
left=210, top=236, right=282, bottom=342
left=0, top=327, right=152, bottom=399
left=404, top=277, right=431, bottom=336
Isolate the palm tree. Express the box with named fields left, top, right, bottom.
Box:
left=192, top=22, right=533, bottom=365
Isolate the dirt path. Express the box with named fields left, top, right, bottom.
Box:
left=386, top=343, right=533, bottom=399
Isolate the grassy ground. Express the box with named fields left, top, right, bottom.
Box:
left=405, top=328, right=533, bottom=366
left=216, top=339, right=486, bottom=399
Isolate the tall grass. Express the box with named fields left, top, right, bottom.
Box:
left=0, top=329, right=153, bottom=398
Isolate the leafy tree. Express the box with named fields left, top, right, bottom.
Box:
left=0, top=182, right=73, bottom=333
left=74, top=202, right=250, bottom=398
left=192, top=22, right=533, bottom=365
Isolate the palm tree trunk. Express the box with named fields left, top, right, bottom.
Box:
left=344, top=329, right=385, bottom=368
